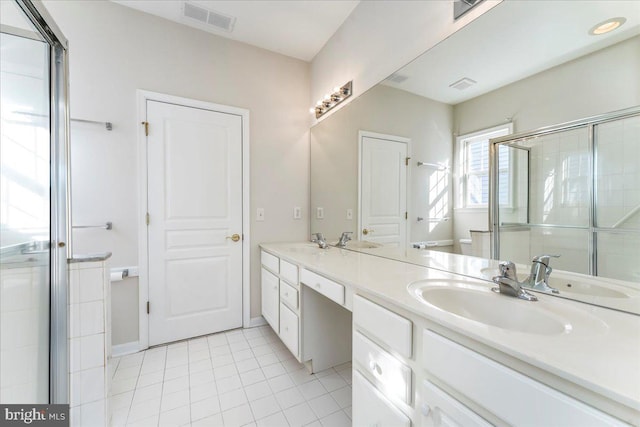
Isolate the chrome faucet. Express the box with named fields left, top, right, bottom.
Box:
left=336, top=231, right=353, bottom=248
left=491, top=261, right=537, bottom=301
left=521, top=254, right=560, bottom=293
left=311, top=232, right=328, bottom=249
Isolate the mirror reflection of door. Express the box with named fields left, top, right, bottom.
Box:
left=359, top=132, right=409, bottom=248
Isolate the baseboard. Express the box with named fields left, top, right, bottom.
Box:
left=248, top=316, right=267, bottom=328
left=112, top=341, right=140, bottom=357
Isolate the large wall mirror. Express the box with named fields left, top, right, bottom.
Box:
left=310, top=0, right=640, bottom=313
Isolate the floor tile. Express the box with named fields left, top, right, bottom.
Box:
left=160, top=389, right=190, bottom=412
left=298, top=380, right=327, bottom=401
left=330, top=386, right=352, bottom=409
left=108, top=328, right=352, bottom=427
left=267, top=373, right=295, bottom=393
left=256, top=410, right=288, bottom=427
left=275, top=387, right=305, bottom=410
left=249, top=395, right=281, bottom=420
left=319, top=409, right=350, bottom=427
left=222, top=403, right=254, bottom=426
left=216, top=374, right=243, bottom=394
left=283, top=402, right=317, bottom=427
left=308, top=394, right=339, bottom=418
left=244, top=381, right=273, bottom=401
left=219, top=388, right=248, bottom=411
left=158, top=405, right=190, bottom=427
left=191, top=396, right=221, bottom=421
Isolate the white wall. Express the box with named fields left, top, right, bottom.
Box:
left=310, top=0, right=500, bottom=123
left=44, top=1, right=310, bottom=346
left=452, top=36, right=640, bottom=254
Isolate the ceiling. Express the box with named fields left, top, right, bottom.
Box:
left=111, top=0, right=359, bottom=61
left=382, top=0, right=640, bottom=105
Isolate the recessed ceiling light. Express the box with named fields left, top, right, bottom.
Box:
left=589, top=17, right=626, bottom=36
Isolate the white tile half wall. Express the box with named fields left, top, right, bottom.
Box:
left=69, top=260, right=111, bottom=427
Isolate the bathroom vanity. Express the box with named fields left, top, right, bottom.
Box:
left=260, top=242, right=640, bottom=426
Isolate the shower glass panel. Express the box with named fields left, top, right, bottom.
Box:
left=594, top=114, right=640, bottom=282
left=0, top=2, right=50, bottom=403
left=491, top=108, right=640, bottom=284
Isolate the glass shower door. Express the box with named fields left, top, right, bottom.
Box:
left=1, top=0, right=63, bottom=404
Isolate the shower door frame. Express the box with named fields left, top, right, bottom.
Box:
left=489, top=105, right=640, bottom=278
left=10, top=0, right=71, bottom=404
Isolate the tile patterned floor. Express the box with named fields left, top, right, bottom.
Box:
left=109, top=326, right=352, bottom=427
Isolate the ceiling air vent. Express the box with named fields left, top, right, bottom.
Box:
left=386, top=73, right=409, bottom=84
left=449, top=77, right=477, bottom=90
left=183, top=2, right=236, bottom=32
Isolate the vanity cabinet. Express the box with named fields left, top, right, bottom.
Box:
left=260, top=250, right=301, bottom=358
left=422, top=330, right=628, bottom=427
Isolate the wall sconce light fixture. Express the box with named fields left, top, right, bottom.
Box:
left=310, top=81, right=352, bottom=119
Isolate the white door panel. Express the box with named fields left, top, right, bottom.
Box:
left=360, top=135, right=408, bottom=248
left=147, top=100, right=243, bottom=346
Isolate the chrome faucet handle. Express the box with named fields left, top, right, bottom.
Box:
left=498, top=261, right=518, bottom=281
left=531, top=254, right=560, bottom=266
left=311, top=233, right=328, bottom=249
left=336, top=231, right=353, bottom=247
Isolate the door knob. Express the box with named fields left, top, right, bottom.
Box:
left=226, top=233, right=241, bottom=242
left=362, top=228, right=374, bottom=235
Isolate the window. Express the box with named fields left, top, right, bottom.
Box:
left=458, top=124, right=512, bottom=208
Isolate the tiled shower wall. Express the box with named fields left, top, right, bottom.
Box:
left=499, top=114, right=640, bottom=282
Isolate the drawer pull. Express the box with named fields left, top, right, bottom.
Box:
left=421, top=403, right=431, bottom=417
left=284, top=292, right=289, bottom=297
left=369, top=360, right=382, bottom=376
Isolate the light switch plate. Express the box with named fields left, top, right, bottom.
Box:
left=257, top=208, right=265, bottom=221
left=316, top=207, right=324, bottom=219
left=346, top=209, right=353, bottom=220
left=293, top=207, right=301, bottom=220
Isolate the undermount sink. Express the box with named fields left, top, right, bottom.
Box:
left=479, top=267, right=632, bottom=299
left=407, top=280, right=608, bottom=336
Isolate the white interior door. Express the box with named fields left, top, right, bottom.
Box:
left=359, top=134, right=408, bottom=248
left=147, top=100, right=243, bottom=346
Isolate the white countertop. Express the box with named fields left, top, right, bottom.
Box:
left=260, top=242, right=640, bottom=414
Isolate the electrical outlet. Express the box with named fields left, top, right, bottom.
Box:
left=256, top=208, right=265, bottom=221
left=346, top=209, right=353, bottom=220
left=316, top=207, right=324, bottom=219
left=293, top=207, right=301, bottom=220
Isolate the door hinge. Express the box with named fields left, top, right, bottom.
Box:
left=146, top=301, right=150, bottom=314
left=141, top=121, right=149, bottom=136
left=405, top=156, right=411, bottom=166
left=145, top=212, right=150, bottom=225
left=405, top=211, right=408, bottom=220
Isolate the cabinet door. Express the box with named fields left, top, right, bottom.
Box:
left=261, top=268, right=279, bottom=333
left=353, top=371, right=411, bottom=427
left=279, top=303, right=299, bottom=356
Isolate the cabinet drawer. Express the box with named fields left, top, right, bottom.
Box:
left=353, top=370, right=410, bottom=427
left=354, top=331, right=412, bottom=405
left=279, top=303, right=299, bottom=356
left=300, top=269, right=344, bottom=306
left=354, top=295, right=412, bottom=358
left=280, top=280, right=298, bottom=310
left=421, top=380, right=491, bottom=427
left=422, top=330, right=626, bottom=426
left=280, top=259, right=298, bottom=285
left=261, top=251, right=279, bottom=273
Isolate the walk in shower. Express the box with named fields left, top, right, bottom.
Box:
left=1, top=0, right=70, bottom=403
left=489, top=107, right=640, bottom=284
